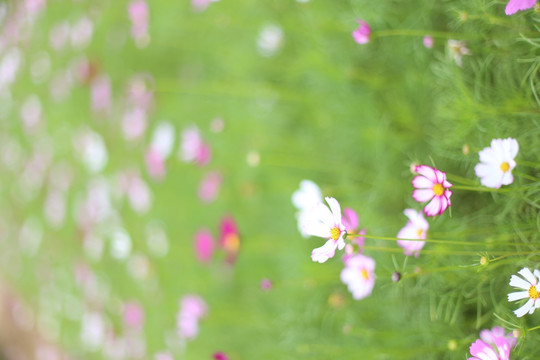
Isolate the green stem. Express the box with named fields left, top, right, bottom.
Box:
left=345, top=233, right=523, bottom=247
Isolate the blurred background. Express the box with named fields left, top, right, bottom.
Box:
left=1, top=0, right=540, bottom=359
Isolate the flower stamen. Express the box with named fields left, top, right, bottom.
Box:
left=500, top=162, right=510, bottom=173
left=432, top=183, right=444, bottom=196
left=529, top=285, right=539, bottom=300
left=330, top=227, right=341, bottom=241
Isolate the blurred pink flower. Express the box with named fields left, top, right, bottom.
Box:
left=145, top=122, right=175, bottom=179
left=412, top=165, right=452, bottom=217
left=128, top=0, right=150, bottom=47
left=220, top=216, right=240, bottom=265
left=213, top=352, right=230, bottom=360
left=303, top=197, right=346, bottom=263
left=118, top=170, right=152, bottom=214
left=396, top=209, right=428, bottom=257
left=260, top=278, right=272, bottom=290
left=154, top=353, right=174, bottom=360
left=352, top=20, right=371, bottom=44
left=179, top=125, right=211, bottom=166
left=198, top=171, right=222, bottom=203
left=505, top=0, right=537, bottom=15
left=126, top=74, right=154, bottom=112
left=194, top=228, right=214, bottom=263
left=177, top=295, right=208, bottom=341
left=340, top=254, right=376, bottom=300
left=145, top=146, right=166, bottom=180
left=122, top=107, right=147, bottom=141
left=192, top=0, right=220, bottom=12
left=423, top=35, right=434, bottom=48
left=49, top=21, right=70, bottom=51
left=468, top=327, right=516, bottom=360
left=91, top=75, right=112, bottom=114
left=70, top=17, right=94, bottom=49
left=123, top=301, right=144, bottom=329
left=20, top=94, right=42, bottom=134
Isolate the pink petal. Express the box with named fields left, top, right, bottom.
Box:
left=414, top=165, right=437, bottom=182
left=423, top=196, right=442, bottom=217
left=505, top=0, right=537, bottom=15
left=412, top=175, right=433, bottom=189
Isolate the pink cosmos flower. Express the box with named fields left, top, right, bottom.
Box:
left=154, top=353, right=173, bottom=360
left=474, top=138, right=518, bottom=189
left=423, top=35, right=434, bottom=48
left=303, top=197, right=346, bottom=263
left=508, top=267, right=540, bottom=317
left=128, top=0, right=150, bottom=47
left=505, top=0, right=537, bottom=15
left=179, top=125, right=211, bottom=166
left=340, top=254, right=376, bottom=300
left=352, top=20, right=371, bottom=44
left=213, top=352, right=230, bottom=360
left=412, top=165, right=453, bottom=217
left=220, top=216, right=240, bottom=265
left=396, top=209, right=428, bottom=257
left=177, top=295, right=208, bottom=341
left=468, top=327, right=516, bottom=360
left=145, top=147, right=166, bottom=180
left=198, top=171, right=222, bottom=203
left=91, top=75, right=112, bottom=114
left=194, top=228, right=214, bottom=263
left=122, top=107, right=147, bottom=141
left=260, top=278, right=272, bottom=290
left=123, top=301, right=144, bottom=329
left=342, top=208, right=366, bottom=260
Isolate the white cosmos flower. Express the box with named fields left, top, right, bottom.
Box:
left=508, top=267, right=540, bottom=317
left=475, top=138, right=518, bottom=189
left=303, top=196, right=346, bottom=263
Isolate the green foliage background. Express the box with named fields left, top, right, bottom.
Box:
left=1, top=0, right=540, bottom=359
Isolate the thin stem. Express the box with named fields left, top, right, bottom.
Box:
left=346, top=233, right=523, bottom=247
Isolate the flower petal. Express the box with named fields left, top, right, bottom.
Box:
left=412, top=175, right=433, bottom=189
left=514, top=298, right=534, bottom=317
left=311, top=240, right=337, bottom=263
left=423, top=196, right=442, bottom=216
left=325, top=197, right=342, bottom=227
left=519, top=267, right=537, bottom=285
left=508, top=290, right=530, bottom=302
left=415, top=165, right=437, bottom=181
left=412, top=189, right=434, bottom=203
left=510, top=274, right=532, bottom=290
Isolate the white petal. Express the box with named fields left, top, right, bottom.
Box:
left=325, top=197, right=342, bottom=226
left=514, top=298, right=534, bottom=317
left=479, top=146, right=499, bottom=165
left=311, top=202, right=334, bottom=229
left=519, top=268, right=537, bottom=285
left=412, top=189, right=434, bottom=203
left=509, top=274, right=532, bottom=290
left=311, top=239, right=337, bottom=263
left=507, top=290, right=530, bottom=302
left=303, top=221, right=330, bottom=239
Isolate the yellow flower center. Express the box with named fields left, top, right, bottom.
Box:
left=361, top=269, right=369, bottom=280
left=529, top=285, right=539, bottom=300
left=330, top=227, right=341, bottom=241
left=416, top=229, right=423, bottom=238
left=500, top=162, right=510, bottom=173
left=432, top=183, right=444, bottom=196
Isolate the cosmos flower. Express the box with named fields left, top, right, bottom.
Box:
left=220, top=216, right=240, bottom=265
left=292, top=180, right=323, bottom=238
left=194, top=228, right=214, bottom=263
left=448, top=39, right=471, bottom=67
left=340, top=254, right=376, bottom=300
left=179, top=125, right=211, bottom=166
left=177, top=295, right=208, bottom=341
left=198, top=171, right=222, bottom=203
left=508, top=267, right=540, bottom=317
left=505, top=0, right=537, bottom=15
left=412, top=165, right=453, bottom=217
left=423, top=35, right=434, bottom=48
left=396, top=209, right=428, bottom=257
left=256, top=24, right=284, bottom=57
left=474, top=138, right=519, bottom=189
left=352, top=20, right=371, bottom=44
left=468, top=326, right=516, bottom=360
left=303, top=197, right=346, bottom=263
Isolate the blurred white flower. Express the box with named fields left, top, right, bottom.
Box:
left=74, top=128, right=108, bottom=173
left=257, top=24, right=283, bottom=57
left=475, top=138, right=519, bottom=189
